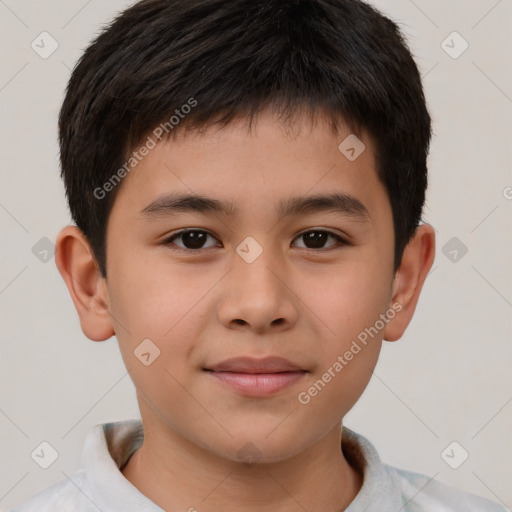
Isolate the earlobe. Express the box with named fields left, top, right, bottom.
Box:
left=55, top=225, right=115, bottom=342
left=383, top=223, right=436, bottom=342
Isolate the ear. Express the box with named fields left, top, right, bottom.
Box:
left=383, top=223, right=435, bottom=342
left=55, top=225, right=115, bottom=342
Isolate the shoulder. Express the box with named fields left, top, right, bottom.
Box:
left=11, top=470, right=97, bottom=512
left=384, top=464, right=507, bottom=512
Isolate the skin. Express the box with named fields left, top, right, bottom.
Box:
left=55, top=110, right=435, bottom=512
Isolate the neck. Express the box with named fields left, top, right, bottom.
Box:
left=121, top=417, right=363, bottom=512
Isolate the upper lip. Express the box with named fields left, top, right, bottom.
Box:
left=205, top=356, right=306, bottom=374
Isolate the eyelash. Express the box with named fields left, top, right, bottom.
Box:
left=162, top=229, right=348, bottom=253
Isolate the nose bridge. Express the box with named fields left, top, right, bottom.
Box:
left=217, top=236, right=298, bottom=332
left=232, top=235, right=282, bottom=299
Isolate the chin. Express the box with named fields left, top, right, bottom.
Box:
left=212, top=429, right=309, bottom=465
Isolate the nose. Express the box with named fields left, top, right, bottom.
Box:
left=216, top=244, right=300, bottom=335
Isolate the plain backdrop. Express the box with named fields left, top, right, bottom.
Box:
left=0, top=0, right=511, bottom=510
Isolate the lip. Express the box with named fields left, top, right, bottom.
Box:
left=205, top=356, right=305, bottom=373
left=203, top=356, right=308, bottom=397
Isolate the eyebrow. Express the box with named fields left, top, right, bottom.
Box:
left=139, top=192, right=371, bottom=222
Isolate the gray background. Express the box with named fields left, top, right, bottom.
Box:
left=1, top=0, right=511, bottom=510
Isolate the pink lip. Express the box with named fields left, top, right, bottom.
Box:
left=206, top=370, right=306, bottom=396
left=204, top=356, right=307, bottom=396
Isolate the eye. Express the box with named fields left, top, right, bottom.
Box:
left=292, top=229, right=346, bottom=250
left=162, top=228, right=347, bottom=253
left=163, top=229, right=220, bottom=251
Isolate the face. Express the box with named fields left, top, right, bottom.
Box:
left=104, top=111, right=397, bottom=463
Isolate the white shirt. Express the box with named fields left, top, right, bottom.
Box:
left=12, top=419, right=506, bottom=511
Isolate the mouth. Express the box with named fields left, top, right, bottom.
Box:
left=203, top=356, right=308, bottom=396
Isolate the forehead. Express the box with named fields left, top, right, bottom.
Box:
left=108, top=110, right=389, bottom=224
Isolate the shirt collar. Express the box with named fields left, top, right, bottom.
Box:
left=342, top=426, right=403, bottom=511
left=83, top=419, right=162, bottom=511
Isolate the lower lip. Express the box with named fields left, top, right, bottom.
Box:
left=205, top=371, right=306, bottom=396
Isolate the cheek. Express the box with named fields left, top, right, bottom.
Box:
left=294, top=259, right=390, bottom=409
left=301, top=258, right=392, bottom=342
left=107, top=255, right=218, bottom=384
left=296, top=268, right=385, bottom=416
left=108, top=269, right=199, bottom=411
left=108, top=253, right=207, bottom=338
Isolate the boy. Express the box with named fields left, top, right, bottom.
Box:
left=13, top=0, right=506, bottom=510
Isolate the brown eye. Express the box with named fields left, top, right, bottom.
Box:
left=292, top=230, right=345, bottom=250
left=164, top=230, right=219, bottom=251
left=162, top=228, right=346, bottom=253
